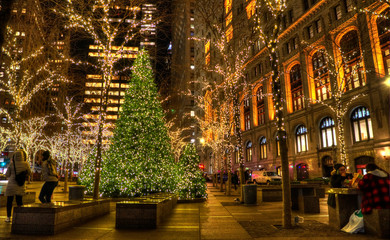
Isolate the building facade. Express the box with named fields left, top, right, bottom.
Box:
left=196, top=0, right=390, bottom=179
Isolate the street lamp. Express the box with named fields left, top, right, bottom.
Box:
left=200, top=137, right=205, bottom=145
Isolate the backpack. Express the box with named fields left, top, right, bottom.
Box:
left=47, top=159, right=58, bottom=177
left=13, top=160, right=28, bottom=186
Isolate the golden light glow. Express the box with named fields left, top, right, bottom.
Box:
left=246, top=0, right=256, bottom=19
left=226, top=25, right=233, bottom=42
left=226, top=12, right=232, bottom=26
left=225, top=0, right=232, bottom=14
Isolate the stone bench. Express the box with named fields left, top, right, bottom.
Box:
left=0, top=192, right=36, bottom=206
left=257, top=187, right=282, bottom=202
left=116, top=193, right=177, bottom=229
left=363, top=209, right=390, bottom=238
left=11, top=199, right=110, bottom=235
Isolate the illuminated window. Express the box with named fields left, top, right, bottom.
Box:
left=312, top=51, right=330, bottom=101
left=340, top=30, right=364, bottom=90
left=244, top=99, right=250, bottom=130
left=276, top=136, right=280, bottom=157
left=246, top=141, right=252, bottom=162
left=377, top=8, right=390, bottom=75
left=296, top=125, right=308, bottom=153
left=259, top=137, right=267, bottom=159
left=290, top=64, right=304, bottom=111
left=257, top=86, right=265, bottom=125
left=351, top=106, right=373, bottom=142
left=320, top=117, right=336, bottom=148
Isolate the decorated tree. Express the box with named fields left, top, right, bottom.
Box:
left=95, top=50, right=176, bottom=197
left=176, top=143, right=207, bottom=200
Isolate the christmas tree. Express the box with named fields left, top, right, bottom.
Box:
left=176, top=143, right=207, bottom=199
left=97, top=50, right=176, bottom=197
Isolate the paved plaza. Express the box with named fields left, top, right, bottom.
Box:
left=0, top=182, right=382, bottom=239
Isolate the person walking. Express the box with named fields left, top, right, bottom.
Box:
left=232, top=171, right=239, bottom=190
left=39, top=150, right=58, bottom=204
left=5, top=149, right=31, bottom=223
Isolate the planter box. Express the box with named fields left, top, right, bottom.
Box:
left=11, top=199, right=110, bottom=235
left=116, top=193, right=177, bottom=229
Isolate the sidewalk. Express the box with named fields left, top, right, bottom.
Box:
left=0, top=182, right=380, bottom=239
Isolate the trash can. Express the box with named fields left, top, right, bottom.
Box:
left=243, top=184, right=257, bottom=204
left=69, top=185, right=85, bottom=200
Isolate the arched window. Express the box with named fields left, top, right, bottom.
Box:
left=296, top=125, right=308, bottom=153
left=290, top=64, right=304, bottom=111
left=312, top=51, right=330, bottom=101
left=340, top=30, right=365, bottom=90
left=246, top=141, right=252, bottom=162
left=351, top=106, right=373, bottom=142
left=320, top=117, right=336, bottom=148
left=259, top=137, right=267, bottom=159
left=257, top=86, right=265, bottom=125
left=377, top=8, right=390, bottom=75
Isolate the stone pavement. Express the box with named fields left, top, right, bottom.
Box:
left=0, top=182, right=382, bottom=239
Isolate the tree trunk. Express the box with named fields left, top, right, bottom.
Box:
left=279, top=131, right=292, bottom=228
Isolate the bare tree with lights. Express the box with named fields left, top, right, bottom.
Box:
left=51, top=97, right=84, bottom=192
left=194, top=0, right=256, bottom=197
left=253, top=0, right=292, bottom=228
left=0, top=2, right=68, bottom=150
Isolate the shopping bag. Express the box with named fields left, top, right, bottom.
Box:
left=341, top=209, right=364, bottom=234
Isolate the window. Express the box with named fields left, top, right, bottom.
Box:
left=276, top=136, right=280, bottom=157
left=259, top=137, right=267, bottom=159
left=312, top=51, right=330, bottom=101
left=290, top=64, right=304, bottom=111
left=244, top=98, right=251, bottom=130
left=377, top=8, right=390, bottom=75
left=316, top=19, right=322, bottom=33
left=334, top=5, right=342, bottom=20
left=286, top=42, right=292, bottom=54
left=235, top=147, right=240, bottom=163
left=308, top=25, right=314, bottom=39
left=344, top=0, right=353, bottom=13
left=257, top=86, right=265, bottom=125
left=246, top=141, right=252, bottom=162
left=340, top=31, right=364, bottom=90
left=351, top=106, right=373, bottom=142
left=296, top=125, right=308, bottom=153
left=320, top=117, right=336, bottom=148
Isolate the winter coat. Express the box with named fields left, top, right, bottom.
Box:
left=41, top=157, right=58, bottom=182
left=5, top=150, right=32, bottom=196
left=358, top=169, right=390, bottom=214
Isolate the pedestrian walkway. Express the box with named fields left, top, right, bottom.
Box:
left=0, top=182, right=381, bottom=239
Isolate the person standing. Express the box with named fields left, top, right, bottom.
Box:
left=358, top=163, right=390, bottom=214
left=5, top=149, right=31, bottom=223
left=39, top=151, right=58, bottom=204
